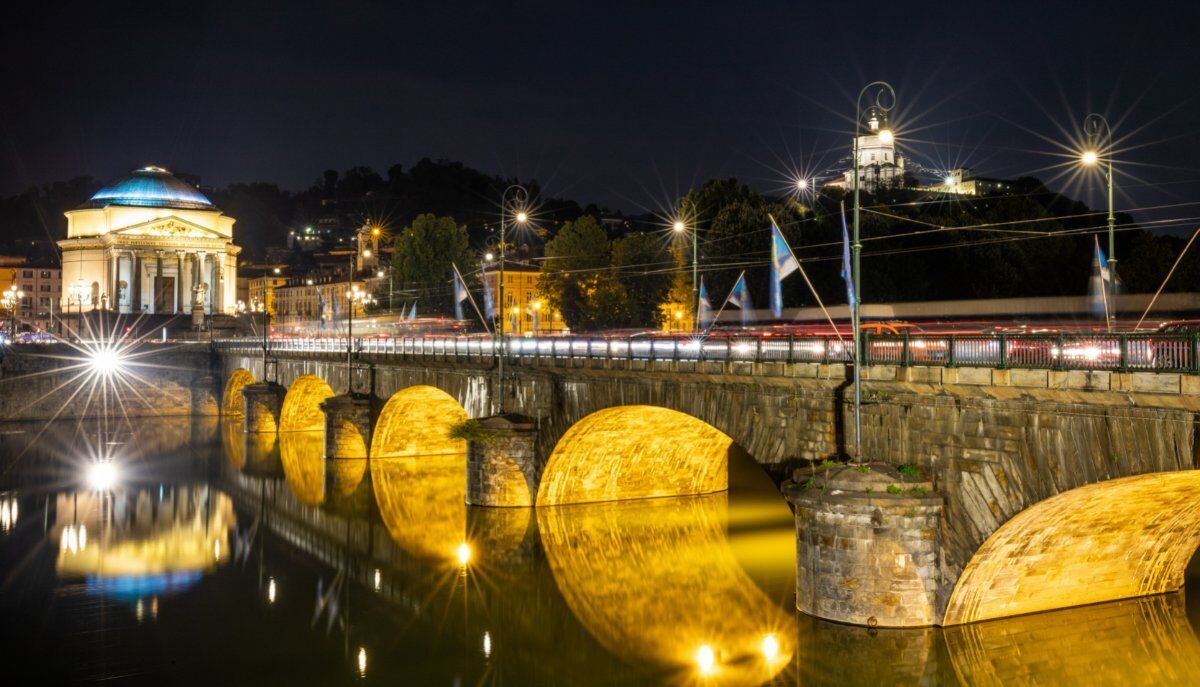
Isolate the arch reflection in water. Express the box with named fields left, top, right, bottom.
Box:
left=279, top=430, right=326, bottom=506
left=221, top=420, right=246, bottom=471
left=371, top=453, right=466, bottom=561
left=944, top=593, right=1200, bottom=687
left=538, top=494, right=794, bottom=686
left=55, top=486, right=235, bottom=600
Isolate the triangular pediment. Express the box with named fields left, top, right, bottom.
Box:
left=111, top=217, right=226, bottom=240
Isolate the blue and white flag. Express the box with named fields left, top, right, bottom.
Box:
left=452, top=263, right=469, bottom=321
left=1090, top=236, right=1111, bottom=320
left=510, top=309, right=519, bottom=333
left=840, top=202, right=856, bottom=308
left=698, top=279, right=713, bottom=329
left=481, top=263, right=496, bottom=320
left=408, top=302, right=417, bottom=320
left=769, top=219, right=800, bottom=318
left=725, top=271, right=752, bottom=326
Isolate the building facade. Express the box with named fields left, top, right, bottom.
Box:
left=57, top=166, right=240, bottom=316
left=833, top=110, right=908, bottom=192
left=483, top=265, right=566, bottom=335
left=7, top=264, right=62, bottom=333
left=274, top=274, right=365, bottom=331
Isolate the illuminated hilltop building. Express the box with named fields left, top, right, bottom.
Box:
left=57, top=166, right=240, bottom=317
left=825, top=108, right=908, bottom=192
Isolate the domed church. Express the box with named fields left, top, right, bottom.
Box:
left=58, top=166, right=240, bottom=317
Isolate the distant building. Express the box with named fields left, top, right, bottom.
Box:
left=829, top=109, right=908, bottom=192
left=274, top=274, right=366, bottom=331
left=912, top=168, right=1015, bottom=196
left=2, top=262, right=62, bottom=333
left=483, top=264, right=566, bottom=334
left=56, top=166, right=240, bottom=316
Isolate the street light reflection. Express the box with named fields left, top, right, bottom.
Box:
left=695, top=644, right=716, bottom=675
left=86, top=461, right=118, bottom=491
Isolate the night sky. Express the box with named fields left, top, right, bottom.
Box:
left=3, top=0, right=1199, bottom=229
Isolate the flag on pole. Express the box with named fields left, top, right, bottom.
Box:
left=725, top=271, right=753, bottom=326
left=1091, top=236, right=1112, bottom=321
left=510, top=309, right=518, bottom=334
left=481, top=263, right=496, bottom=320
left=452, top=264, right=469, bottom=322
left=408, top=302, right=417, bottom=320
left=840, top=203, right=856, bottom=308
left=697, top=279, right=713, bottom=329
left=769, top=218, right=800, bottom=318
left=530, top=304, right=540, bottom=333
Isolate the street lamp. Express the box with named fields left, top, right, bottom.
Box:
left=249, top=297, right=269, bottom=382
left=852, top=81, right=897, bottom=462
left=672, top=208, right=698, bottom=334
left=496, top=184, right=529, bottom=414
left=1082, top=113, right=1116, bottom=298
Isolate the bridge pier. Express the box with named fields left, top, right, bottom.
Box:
left=320, top=393, right=371, bottom=459
left=242, top=382, right=286, bottom=433
left=787, top=463, right=943, bottom=628
left=466, top=414, right=538, bottom=507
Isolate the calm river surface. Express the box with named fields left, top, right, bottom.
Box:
left=1, top=417, right=1199, bottom=685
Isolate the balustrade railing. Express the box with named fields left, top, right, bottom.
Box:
left=212, top=331, right=1200, bottom=374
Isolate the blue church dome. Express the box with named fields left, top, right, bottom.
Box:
left=81, top=166, right=215, bottom=210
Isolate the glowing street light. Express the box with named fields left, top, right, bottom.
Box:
left=496, top=184, right=529, bottom=414
left=86, top=461, right=118, bottom=491
left=484, top=252, right=495, bottom=262
left=88, top=347, right=124, bottom=376
left=671, top=205, right=699, bottom=334
left=1082, top=112, right=1117, bottom=326
left=796, top=178, right=809, bottom=191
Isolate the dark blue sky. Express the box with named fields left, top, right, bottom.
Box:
left=2, top=0, right=1198, bottom=228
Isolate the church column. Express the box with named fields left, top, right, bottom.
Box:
left=154, top=251, right=164, bottom=314
left=108, top=252, right=118, bottom=312
left=181, top=252, right=193, bottom=311
left=196, top=252, right=208, bottom=313
left=214, top=254, right=224, bottom=314
left=131, top=253, right=142, bottom=313
left=175, top=251, right=185, bottom=313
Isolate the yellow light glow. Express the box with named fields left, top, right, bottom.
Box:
left=87, top=461, right=118, bottom=491
left=267, top=577, right=277, bottom=604
left=696, top=644, right=716, bottom=675
left=761, top=633, right=779, bottom=662
left=516, top=211, right=528, bottom=223
left=674, top=310, right=683, bottom=320
left=357, top=647, right=367, bottom=677
left=796, top=179, right=808, bottom=190
left=371, top=227, right=381, bottom=236
left=511, top=306, right=520, bottom=314
left=673, top=221, right=685, bottom=232
left=532, top=300, right=543, bottom=311
left=362, top=249, right=372, bottom=258
left=1081, top=150, right=1099, bottom=166
left=484, top=252, right=494, bottom=261
left=455, top=541, right=472, bottom=566
left=878, top=128, right=894, bottom=144
left=273, top=267, right=281, bottom=274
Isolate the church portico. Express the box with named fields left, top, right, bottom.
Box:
left=58, top=167, right=240, bottom=317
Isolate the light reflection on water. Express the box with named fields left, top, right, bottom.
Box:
left=1, top=416, right=1200, bottom=685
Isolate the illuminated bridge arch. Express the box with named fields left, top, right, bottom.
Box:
left=221, top=369, right=255, bottom=416
left=279, top=375, right=335, bottom=432
left=943, top=471, right=1200, bottom=625
left=370, top=385, right=468, bottom=458
left=537, top=405, right=732, bottom=506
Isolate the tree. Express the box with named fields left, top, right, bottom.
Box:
left=539, top=216, right=611, bottom=330
left=391, top=214, right=473, bottom=315
left=611, top=232, right=673, bottom=328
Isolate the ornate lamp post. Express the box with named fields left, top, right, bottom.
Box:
left=852, top=81, right=896, bottom=461
left=496, top=184, right=528, bottom=414
left=672, top=211, right=698, bottom=333
left=1081, top=113, right=1117, bottom=316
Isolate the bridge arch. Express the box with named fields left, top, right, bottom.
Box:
left=537, top=405, right=732, bottom=506
left=221, top=369, right=255, bottom=416
left=370, top=385, right=468, bottom=458
left=943, top=471, right=1200, bottom=625
left=280, top=375, right=335, bottom=432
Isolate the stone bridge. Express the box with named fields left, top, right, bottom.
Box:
left=214, top=345, right=1200, bottom=628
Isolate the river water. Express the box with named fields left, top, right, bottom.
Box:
left=1, top=416, right=1198, bottom=685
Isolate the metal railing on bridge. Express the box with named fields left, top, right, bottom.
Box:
left=213, top=331, right=1200, bottom=375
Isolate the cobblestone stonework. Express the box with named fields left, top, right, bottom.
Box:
left=242, top=382, right=285, bottom=433
left=466, top=415, right=537, bottom=507
left=789, top=464, right=943, bottom=627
